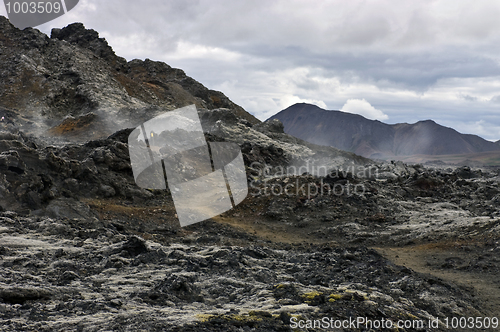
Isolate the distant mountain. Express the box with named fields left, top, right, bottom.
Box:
left=269, top=103, right=500, bottom=159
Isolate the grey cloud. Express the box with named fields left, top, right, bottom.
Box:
left=293, top=76, right=321, bottom=92
left=231, top=44, right=500, bottom=90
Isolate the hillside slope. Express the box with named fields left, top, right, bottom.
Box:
left=0, top=17, right=258, bottom=140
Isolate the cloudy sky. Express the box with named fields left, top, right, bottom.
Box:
left=3, top=0, right=500, bottom=140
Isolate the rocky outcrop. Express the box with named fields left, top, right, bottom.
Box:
left=0, top=17, right=258, bottom=141
left=0, top=106, right=370, bottom=216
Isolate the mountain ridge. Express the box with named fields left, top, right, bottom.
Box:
left=269, top=103, right=500, bottom=159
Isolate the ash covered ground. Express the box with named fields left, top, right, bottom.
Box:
left=1, top=113, right=499, bottom=331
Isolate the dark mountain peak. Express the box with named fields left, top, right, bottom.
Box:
left=281, top=102, right=374, bottom=121
left=285, top=102, right=324, bottom=110
left=271, top=102, right=500, bottom=159
left=417, top=119, right=436, bottom=124
left=51, top=22, right=124, bottom=67
left=51, top=22, right=97, bottom=42
left=0, top=15, right=16, bottom=29
left=412, top=119, right=442, bottom=128
left=0, top=15, right=10, bottom=27
left=0, top=15, right=49, bottom=49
